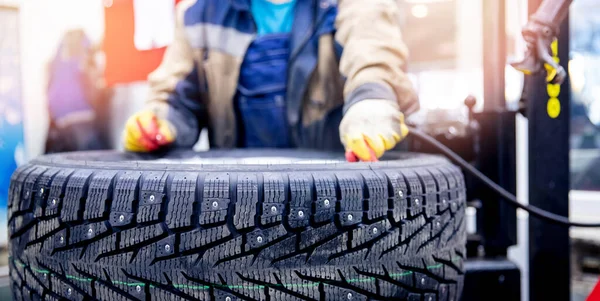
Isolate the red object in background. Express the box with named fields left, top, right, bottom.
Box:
left=589, top=278, right=600, bottom=301
left=103, top=0, right=181, bottom=86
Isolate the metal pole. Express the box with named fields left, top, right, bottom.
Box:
left=527, top=1, right=571, bottom=300
left=482, top=0, right=506, bottom=111
left=476, top=0, right=517, bottom=256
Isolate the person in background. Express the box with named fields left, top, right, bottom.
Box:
left=45, top=29, right=108, bottom=153
left=123, top=0, right=417, bottom=161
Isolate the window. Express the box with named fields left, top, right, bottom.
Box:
left=569, top=0, right=600, bottom=191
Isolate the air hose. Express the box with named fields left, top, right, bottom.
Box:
left=408, top=126, right=600, bottom=228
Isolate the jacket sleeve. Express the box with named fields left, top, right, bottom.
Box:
left=335, top=0, right=419, bottom=115
left=145, top=0, right=206, bottom=148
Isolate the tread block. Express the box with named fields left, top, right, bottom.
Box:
left=267, top=289, right=305, bottom=301
left=140, top=171, right=168, bottom=206
left=277, top=269, right=320, bottom=299
left=342, top=268, right=378, bottom=294
left=428, top=167, right=450, bottom=212
left=436, top=210, right=453, bottom=242
left=423, top=256, right=445, bottom=279
left=261, top=173, right=285, bottom=226
left=83, top=233, right=117, bottom=262
left=84, top=170, right=118, bottom=220
left=61, top=170, right=93, bottom=222
left=438, top=284, right=449, bottom=301
left=407, top=224, right=432, bottom=255
left=21, top=167, right=48, bottom=212
left=110, top=171, right=142, bottom=226
left=120, top=224, right=165, bottom=249
left=73, top=263, right=108, bottom=282
left=445, top=166, right=466, bottom=200
left=261, top=235, right=297, bottom=262
left=200, top=173, right=230, bottom=225
left=21, top=285, right=32, bottom=301
left=308, top=234, right=347, bottom=265
left=361, top=171, right=389, bottom=220
left=287, top=174, right=312, bottom=228
left=110, top=275, right=147, bottom=301
left=447, top=283, right=459, bottom=301
left=11, top=213, right=33, bottom=237
left=217, top=273, right=267, bottom=300
left=138, top=171, right=168, bottom=224
left=401, top=170, right=425, bottom=217
left=323, top=284, right=367, bottom=301
left=436, top=166, right=459, bottom=206
left=95, top=281, right=130, bottom=301
left=415, top=271, right=438, bottom=291
left=126, top=284, right=147, bottom=301
left=370, top=228, right=401, bottom=261
left=414, top=168, right=438, bottom=218
left=198, top=236, right=243, bottom=267
left=137, top=204, right=162, bottom=224
left=259, top=237, right=296, bottom=267
left=50, top=275, right=84, bottom=301
left=147, top=285, right=168, bottom=301
left=179, top=225, right=231, bottom=252
left=378, top=277, right=410, bottom=299
left=33, top=168, right=60, bottom=218
left=401, top=215, right=427, bottom=243
left=36, top=217, right=60, bottom=241
left=54, top=248, right=83, bottom=267
left=9, top=165, right=35, bottom=209
left=350, top=220, right=390, bottom=248
left=213, top=289, right=237, bottom=301
left=312, top=173, right=337, bottom=224
left=234, top=173, right=258, bottom=230
left=12, top=285, right=22, bottom=301
left=45, top=169, right=75, bottom=217
left=300, top=223, right=338, bottom=250
left=336, top=173, right=363, bottom=226
left=24, top=269, right=44, bottom=297
left=438, top=166, right=457, bottom=190
left=166, top=173, right=197, bottom=229
left=66, top=269, right=95, bottom=297
left=170, top=273, right=210, bottom=300
left=31, top=266, right=51, bottom=291
left=131, top=244, right=157, bottom=266
left=384, top=170, right=409, bottom=223
left=16, top=171, right=40, bottom=223
left=245, top=224, right=287, bottom=251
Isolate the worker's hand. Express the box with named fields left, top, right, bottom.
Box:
left=123, top=111, right=176, bottom=152
left=340, top=99, right=409, bottom=162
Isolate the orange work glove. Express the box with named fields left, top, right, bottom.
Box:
left=123, top=111, right=176, bottom=152
left=340, top=99, right=409, bottom=162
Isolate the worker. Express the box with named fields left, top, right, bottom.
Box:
left=46, top=29, right=107, bottom=153
left=123, top=0, right=418, bottom=161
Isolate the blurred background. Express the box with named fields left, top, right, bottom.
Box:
left=0, top=0, right=599, bottom=300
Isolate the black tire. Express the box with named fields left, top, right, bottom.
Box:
left=8, top=150, right=467, bottom=301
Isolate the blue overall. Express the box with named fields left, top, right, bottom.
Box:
left=235, top=0, right=296, bottom=148
left=237, top=34, right=292, bottom=147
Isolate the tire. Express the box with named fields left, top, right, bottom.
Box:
left=8, top=150, right=467, bottom=301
